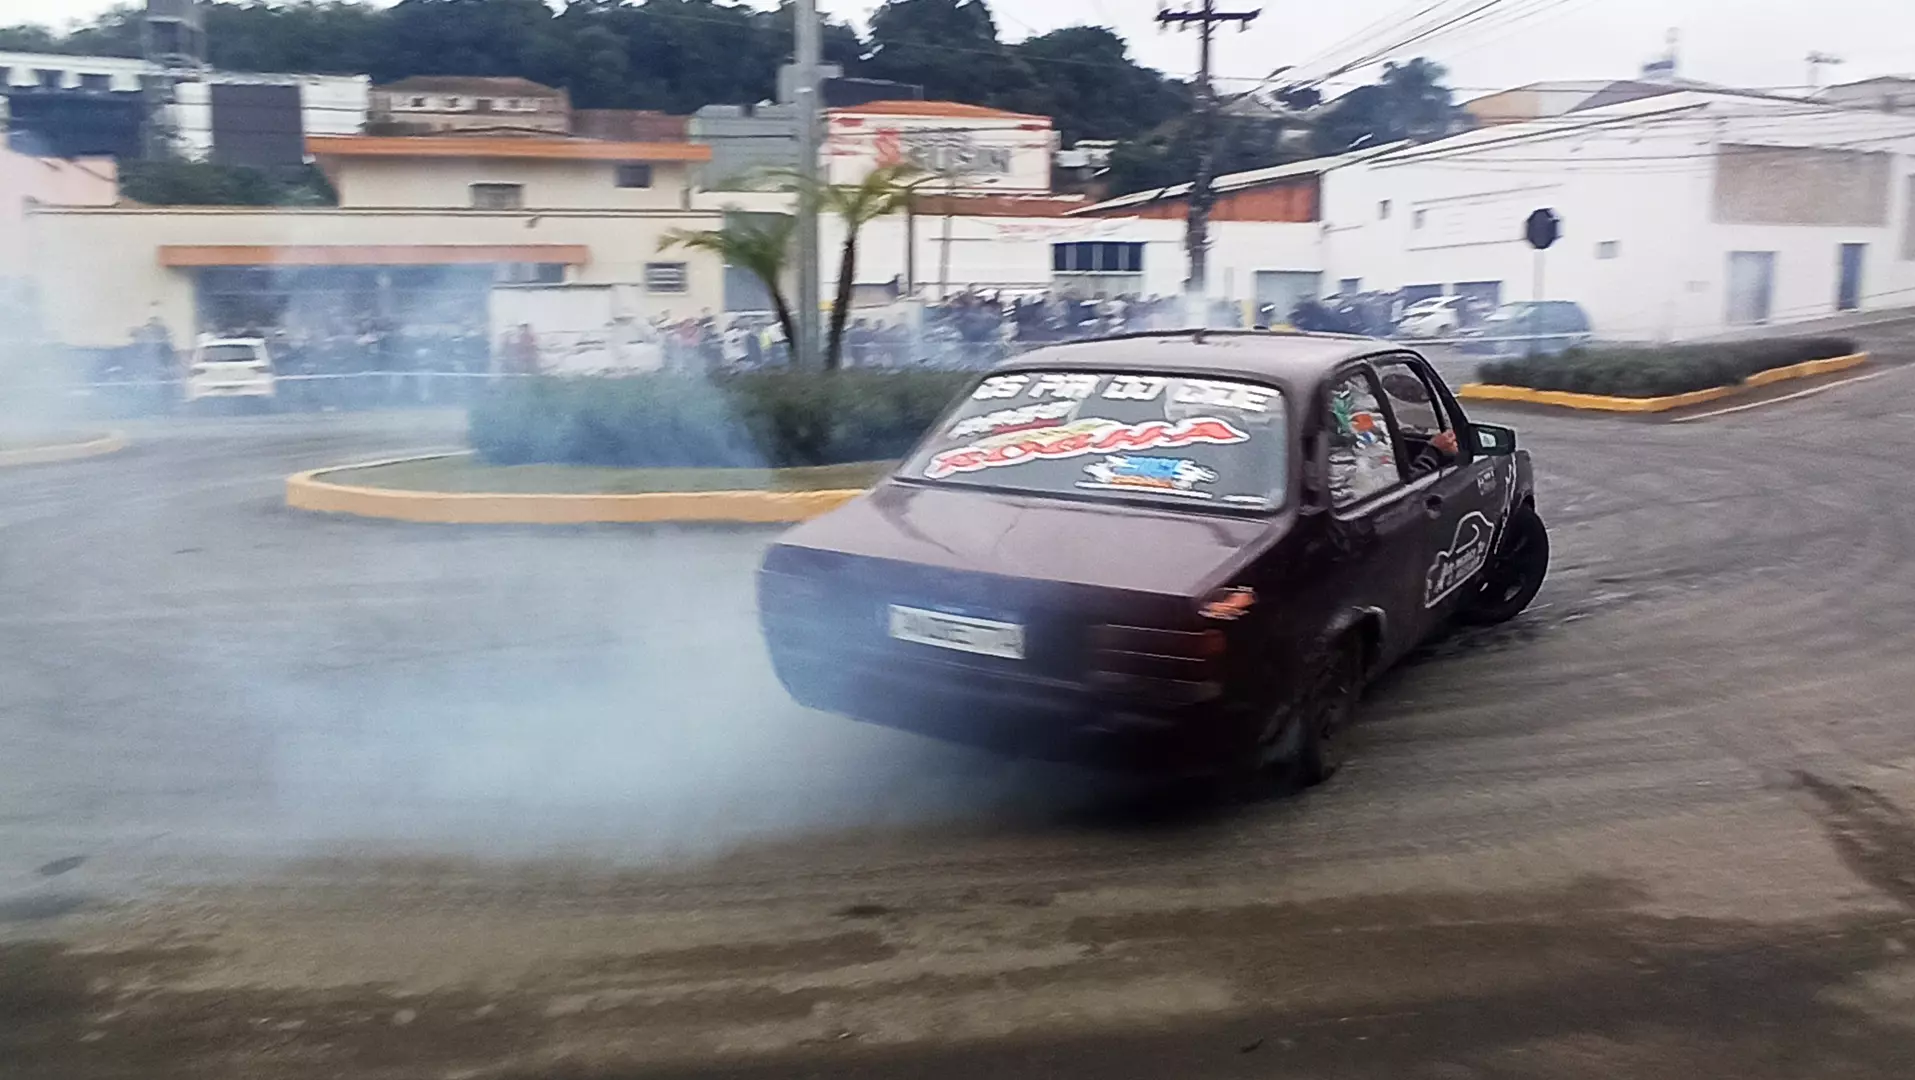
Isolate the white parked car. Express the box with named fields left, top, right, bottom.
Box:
left=1394, top=296, right=1466, bottom=339
left=184, top=337, right=276, bottom=405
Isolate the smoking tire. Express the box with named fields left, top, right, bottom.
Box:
left=1460, top=505, right=1550, bottom=626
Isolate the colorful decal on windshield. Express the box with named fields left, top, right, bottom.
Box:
left=949, top=400, right=1079, bottom=440
left=1425, top=511, right=1496, bottom=607
left=925, top=416, right=1250, bottom=480
left=1077, top=455, right=1218, bottom=498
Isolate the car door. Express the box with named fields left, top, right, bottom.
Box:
left=1371, top=354, right=1502, bottom=624
left=1320, top=363, right=1439, bottom=663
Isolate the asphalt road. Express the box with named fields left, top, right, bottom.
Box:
left=6, top=351, right=1915, bottom=1078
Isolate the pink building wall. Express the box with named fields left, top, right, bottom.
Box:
left=2, top=148, right=118, bottom=283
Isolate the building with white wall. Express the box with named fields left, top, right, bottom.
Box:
left=1321, top=90, right=1915, bottom=340
left=1, top=49, right=368, bottom=164
left=25, top=134, right=722, bottom=349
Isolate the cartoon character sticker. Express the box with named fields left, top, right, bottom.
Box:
left=1078, top=455, right=1219, bottom=498
left=1425, top=511, right=1496, bottom=607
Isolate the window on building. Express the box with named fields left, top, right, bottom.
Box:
left=0, top=68, right=11, bottom=87
left=496, top=263, right=566, bottom=285
left=410, top=96, right=427, bottom=108
left=1378, top=199, right=1392, bottom=220
left=470, top=183, right=524, bottom=210
left=645, top=262, right=690, bottom=293
left=444, top=96, right=463, bottom=109
left=1904, top=176, right=1915, bottom=260
left=615, top=163, right=654, bottom=189
left=1051, top=242, right=1144, bottom=274
left=36, top=69, right=63, bottom=89
left=475, top=97, right=495, bottom=113
left=78, top=73, right=110, bottom=91
left=1412, top=209, right=1427, bottom=229
left=505, top=98, right=521, bottom=110
left=1597, top=240, right=1620, bottom=259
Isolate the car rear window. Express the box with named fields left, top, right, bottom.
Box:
left=199, top=344, right=261, bottom=363
left=902, top=370, right=1288, bottom=511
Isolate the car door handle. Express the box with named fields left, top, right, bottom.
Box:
left=1424, top=494, right=1445, bottom=517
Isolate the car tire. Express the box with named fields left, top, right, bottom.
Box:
left=1460, top=505, right=1549, bottom=626
left=1252, top=637, right=1361, bottom=793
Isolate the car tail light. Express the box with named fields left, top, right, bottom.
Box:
left=1198, top=587, right=1256, bottom=622
left=1089, top=624, right=1226, bottom=703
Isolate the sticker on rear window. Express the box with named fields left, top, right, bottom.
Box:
left=924, top=416, right=1250, bottom=480
left=1077, top=455, right=1218, bottom=498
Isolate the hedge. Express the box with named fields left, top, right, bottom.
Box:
left=468, top=371, right=972, bottom=467
left=1477, top=337, right=1859, bottom=398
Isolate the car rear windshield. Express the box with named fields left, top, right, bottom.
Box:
left=902, top=370, right=1288, bottom=511
left=199, top=345, right=261, bottom=363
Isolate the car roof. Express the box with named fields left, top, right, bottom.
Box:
left=990, top=330, right=1400, bottom=391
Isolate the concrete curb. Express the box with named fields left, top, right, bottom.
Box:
left=1457, top=352, right=1870, bottom=414
left=286, top=452, right=867, bottom=525
left=0, top=431, right=128, bottom=469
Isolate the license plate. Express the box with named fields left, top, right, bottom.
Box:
left=887, top=605, right=1025, bottom=660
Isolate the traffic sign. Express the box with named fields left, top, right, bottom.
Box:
left=1525, top=208, right=1561, bottom=250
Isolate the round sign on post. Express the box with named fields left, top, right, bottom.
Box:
left=1525, top=208, right=1561, bottom=250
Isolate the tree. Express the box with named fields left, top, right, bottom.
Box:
left=1310, top=58, right=1458, bottom=155
left=811, top=164, right=924, bottom=372
left=120, top=161, right=335, bottom=206
left=1007, top=26, right=1184, bottom=144
left=659, top=215, right=798, bottom=358
left=863, top=0, right=1032, bottom=105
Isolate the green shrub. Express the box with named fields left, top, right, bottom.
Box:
left=468, top=371, right=972, bottom=467
left=1477, top=337, right=1858, bottom=397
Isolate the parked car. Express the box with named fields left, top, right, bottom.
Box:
left=1394, top=296, right=1467, bottom=339
left=1461, top=301, right=1593, bottom=356
left=183, top=337, right=277, bottom=406
left=758, top=331, right=1549, bottom=788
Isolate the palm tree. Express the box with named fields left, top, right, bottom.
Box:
left=808, top=163, right=927, bottom=371
left=659, top=214, right=798, bottom=356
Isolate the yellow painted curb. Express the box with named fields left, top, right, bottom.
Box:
left=1458, top=352, right=1870, bottom=413
left=0, top=431, right=128, bottom=469
left=286, top=453, right=868, bottom=525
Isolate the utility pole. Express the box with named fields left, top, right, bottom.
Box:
left=793, top=0, right=822, bottom=368
left=1158, top=0, right=1259, bottom=317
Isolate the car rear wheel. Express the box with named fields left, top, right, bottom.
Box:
left=1253, top=637, right=1361, bottom=792
left=1460, top=505, right=1549, bottom=626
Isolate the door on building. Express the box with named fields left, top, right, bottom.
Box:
left=1726, top=251, right=1776, bottom=326
left=1837, top=243, right=1866, bottom=312
left=1254, top=270, right=1323, bottom=325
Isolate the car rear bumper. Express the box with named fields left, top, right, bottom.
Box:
left=765, top=633, right=1245, bottom=775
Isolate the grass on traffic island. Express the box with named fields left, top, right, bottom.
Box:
left=328, top=454, right=893, bottom=495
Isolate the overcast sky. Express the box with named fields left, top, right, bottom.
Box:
left=11, top=0, right=1911, bottom=100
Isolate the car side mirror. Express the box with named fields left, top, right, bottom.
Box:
left=1472, top=423, right=1516, bottom=456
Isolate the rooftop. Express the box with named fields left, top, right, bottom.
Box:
left=377, top=76, right=564, bottom=97
left=1069, top=143, right=1406, bottom=215
left=306, top=134, right=711, bottom=163
left=827, top=99, right=1050, bottom=122
left=999, top=330, right=1382, bottom=386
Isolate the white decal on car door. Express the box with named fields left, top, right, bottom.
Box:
left=1425, top=510, right=1496, bottom=607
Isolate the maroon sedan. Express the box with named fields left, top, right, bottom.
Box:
left=758, top=331, right=1547, bottom=787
